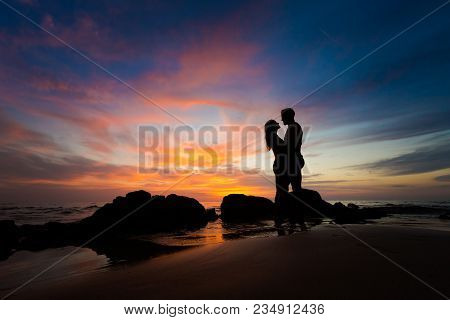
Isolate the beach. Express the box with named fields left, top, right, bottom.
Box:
left=3, top=224, right=449, bottom=300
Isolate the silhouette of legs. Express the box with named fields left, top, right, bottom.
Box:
left=289, top=172, right=302, bottom=192
left=275, top=174, right=289, bottom=208
left=287, top=155, right=302, bottom=192
left=274, top=214, right=286, bottom=236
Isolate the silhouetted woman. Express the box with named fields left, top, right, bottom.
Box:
left=265, top=120, right=288, bottom=207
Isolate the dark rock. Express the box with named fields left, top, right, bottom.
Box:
left=153, top=194, right=208, bottom=230
left=0, top=220, right=19, bottom=259
left=0, top=220, right=19, bottom=243
left=280, top=189, right=365, bottom=223
left=0, top=191, right=209, bottom=262
left=87, top=190, right=152, bottom=224
left=123, top=190, right=152, bottom=204
left=81, top=191, right=207, bottom=234
left=439, top=214, right=450, bottom=220
left=332, top=202, right=362, bottom=223
left=284, top=189, right=333, bottom=218
left=347, top=203, right=359, bottom=210
left=333, top=202, right=346, bottom=209
left=221, top=194, right=276, bottom=221
left=206, top=208, right=219, bottom=221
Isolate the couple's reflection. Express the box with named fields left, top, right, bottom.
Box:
left=274, top=213, right=307, bottom=236
left=274, top=212, right=325, bottom=236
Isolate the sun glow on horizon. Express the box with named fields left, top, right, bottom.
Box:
left=0, top=1, right=449, bottom=204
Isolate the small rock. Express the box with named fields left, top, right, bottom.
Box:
left=206, top=208, right=219, bottom=221
left=347, top=203, right=359, bottom=210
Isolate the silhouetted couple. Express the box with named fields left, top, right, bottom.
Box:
left=265, top=108, right=304, bottom=208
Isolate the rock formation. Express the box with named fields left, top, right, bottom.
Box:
left=221, top=194, right=276, bottom=221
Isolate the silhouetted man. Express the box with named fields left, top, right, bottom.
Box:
left=281, top=107, right=304, bottom=192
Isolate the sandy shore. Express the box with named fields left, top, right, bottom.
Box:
left=5, top=224, right=450, bottom=299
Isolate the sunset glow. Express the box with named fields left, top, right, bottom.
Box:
left=0, top=0, right=449, bottom=205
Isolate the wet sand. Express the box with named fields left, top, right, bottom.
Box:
left=4, top=224, right=450, bottom=299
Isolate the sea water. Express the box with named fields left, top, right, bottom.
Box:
left=0, top=200, right=448, bottom=297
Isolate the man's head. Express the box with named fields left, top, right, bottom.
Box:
left=281, top=108, right=295, bottom=125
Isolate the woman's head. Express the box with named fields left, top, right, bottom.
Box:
left=264, top=120, right=280, bottom=150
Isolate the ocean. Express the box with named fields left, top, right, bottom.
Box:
left=0, top=199, right=448, bottom=296
left=1, top=200, right=449, bottom=225
left=1, top=199, right=449, bottom=246
left=0, top=202, right=103, bottom=225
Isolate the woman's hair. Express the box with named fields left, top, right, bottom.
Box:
left=264, top=120, right=279, bottom=151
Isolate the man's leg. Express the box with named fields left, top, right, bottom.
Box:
left=290, top=171, right=302, bottom=192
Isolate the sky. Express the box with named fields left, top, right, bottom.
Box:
left=0, top=0, right=449, bottom=205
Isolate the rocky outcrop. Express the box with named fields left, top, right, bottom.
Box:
left=221, top=194, right=276, bottom=221
left=3, top=188, right=449, bottom=263
left=330, top=202, right=362, bottom=223
left=282, top=190, right=369, bottom=223
left=219, top=189, right=367, bottom=223
left=0, top=191, right=209, bottom=261
left=347, top=203, right=359, bottom=210
left=81, top=191, right=208, bottom=234
left=283, top=189, right=332, bottom=215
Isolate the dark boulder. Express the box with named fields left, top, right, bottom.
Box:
left=284, top=189, right=333, bottom=217
left=80, top=191, right=207, bottom=234
left=282, top=189, right=365, bottom=223
left=0, top=191, right=210, bottom=262
left=150, top=194, right=208, bottom=230
left=347, top=203, right=359, bottom=210
left=206, top=208, right=219, bottom=221
left=332, top=202, right=363, bottom=223
left=221, top=194, right=276, bottom=221
left=0, top=220, right=19, bottom=244
left=121, top=190, right=152, bottom=204
left=0, top=220, right=19, bottom=259
left=19, top=222, right=78, bottom=250
left=86, top=190, right=152, bottom=223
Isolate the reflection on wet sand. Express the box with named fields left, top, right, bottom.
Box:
left=0, top=216, right=324, bottom=295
